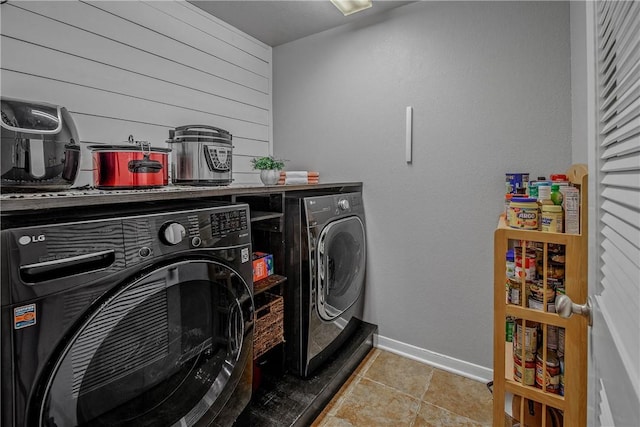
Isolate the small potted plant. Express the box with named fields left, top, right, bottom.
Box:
left=251, top=156, right=286, bottom=185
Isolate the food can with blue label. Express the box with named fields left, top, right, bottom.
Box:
left=508, top=197, right=539, bottom=229
left=506, top=173, right=530, bottom=194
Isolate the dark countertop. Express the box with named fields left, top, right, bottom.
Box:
left=0, top=182, right=362, bottom=213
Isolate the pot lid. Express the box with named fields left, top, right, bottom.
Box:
left=174, top=124, right=230, bottom=134
left=175, top=128, right=230, bottom=137
left=169, top=125, right=231, bottom=142
left=87, top=144, right=171, bottom=153
left=169, top=136, right=232, bottom=144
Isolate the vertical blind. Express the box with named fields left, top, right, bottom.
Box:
left=595, top=0, right=640, bottom=407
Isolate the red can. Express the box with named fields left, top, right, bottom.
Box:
left=89, top=142, right=170, bottom=189
left=550, top=174, right=568, bottom=181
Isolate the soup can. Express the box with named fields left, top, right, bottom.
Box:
left=514, top=319, right=539, bottom=354
left=514, top=352, right=536, bottom=386
left=507, top=278, right=522, bottom=305
left=536, top=351, right=561, bottom=393
left=547, top=325, right=559, bottom=350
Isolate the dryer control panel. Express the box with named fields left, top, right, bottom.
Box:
left=304, top=192, right=364, bottom=227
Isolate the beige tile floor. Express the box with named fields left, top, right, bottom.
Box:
left=312, top=349, right=495, bottom=427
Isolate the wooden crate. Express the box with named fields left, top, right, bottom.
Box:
left=253, top=293, right=284, bottom=359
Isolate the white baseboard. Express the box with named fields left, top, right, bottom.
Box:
left=375, top=335, right=494, bottom=384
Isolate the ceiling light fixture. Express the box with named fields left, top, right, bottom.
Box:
left=330, top=0, right=372, bottom=16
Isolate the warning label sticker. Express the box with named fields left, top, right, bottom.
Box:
left=14, top=304, right=37, bottom=329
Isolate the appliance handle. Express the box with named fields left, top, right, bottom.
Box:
left=20, top=250, right=116, bottom=283
left=28, top=138, right=47, bottom=178
left=228, top=298, right=244, bottom=361
left=318, top=238, right=328, bottom=302
left=128, top=158, right=163, bottom=174
left=174, top=124, right=231, bottom=136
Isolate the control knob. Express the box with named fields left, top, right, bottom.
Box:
left=160, top=222, right=186, bottom=245
left=338, top=198, right=350, bottom=211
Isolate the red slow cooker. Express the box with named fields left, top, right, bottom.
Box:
left=88, top=137, right=171, bottom=189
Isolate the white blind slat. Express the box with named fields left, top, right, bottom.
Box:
left=600, top=152, right=640, bottom=172
left=601, top=117, right=640, bottom=146
left=601, top=225, right=640, bottom=268
left=601, top=79, right=640, bottom=126
left=601, top=134, right=640, bottom=159
left=602, top=214, right=640, bottom=249
left=601, top=37, right=640, bottom=105
left=598, top=1, right=632, bottom=70
left=601, top=199, right=640, bottom=227
left=600, top=2, right=639, bottom=81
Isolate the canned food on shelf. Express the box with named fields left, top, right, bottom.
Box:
left=514, top=319, right=539, bottom=354
left=508, top=197, right=539, bottom=230
left=536, top=351, right=561, bottom=394
left=541, top=204, right=564, bottom=233
left=507, top=279, right=522, bottom=305
left=506, top=249, right=516, bottom=279
left=515, top=255, right=536, bottom=281
left=506, top=173, right=530, bottom=194
left=514, top=352, right=536, bottom=386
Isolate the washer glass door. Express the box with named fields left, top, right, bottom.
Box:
left=316, top=216, right=366, bottom=321
left=36, top=258, right=252, bottom=427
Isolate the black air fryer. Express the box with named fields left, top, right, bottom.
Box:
left=1, top=97, right=80, bottom=192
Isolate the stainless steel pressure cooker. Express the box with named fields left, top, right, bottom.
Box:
left=1, top=97, right=80, bottom=192
left=167, top=125, right=233, bottom=186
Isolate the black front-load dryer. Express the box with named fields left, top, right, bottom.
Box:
left=1, top=202, right=254, bottom=427
left=284, top=192, right=366, bottom=378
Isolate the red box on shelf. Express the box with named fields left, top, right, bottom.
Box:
left=252, top=252, right=274, bottom=282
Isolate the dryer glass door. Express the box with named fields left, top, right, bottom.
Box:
left=35, top=258, right=252, bottom=427
left=316, top=216, right=366, bottom=321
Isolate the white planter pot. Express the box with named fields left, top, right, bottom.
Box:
left=260, top=169, right=280, bottom=185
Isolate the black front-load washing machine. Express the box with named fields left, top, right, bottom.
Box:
left=1, top=202, right=254, bottom=427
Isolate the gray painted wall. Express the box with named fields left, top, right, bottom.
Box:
left=273, top=1, right=572, bottom=370
left=570, top=0, right=589, bottom=165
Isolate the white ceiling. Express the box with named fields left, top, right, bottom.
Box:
left=188, top=1, right=414, bottom=47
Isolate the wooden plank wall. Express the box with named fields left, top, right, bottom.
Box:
left=0, top=0, right=272, bottom=186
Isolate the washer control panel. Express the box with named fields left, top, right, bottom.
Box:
left=210, top=209, right=248, bottom=238
left=120, top=204, right=250, bottom=262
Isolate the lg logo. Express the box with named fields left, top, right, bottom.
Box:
left=18, top=235, right=45, bottom=245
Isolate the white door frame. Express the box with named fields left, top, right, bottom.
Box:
left=585, top=0, right=599, bottom=424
